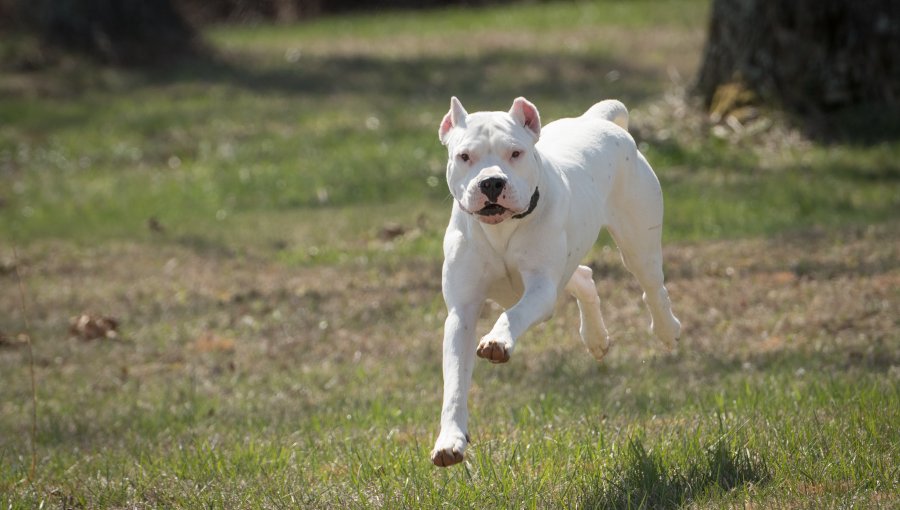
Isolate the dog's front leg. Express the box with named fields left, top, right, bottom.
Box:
left=477, top=271, right=558, bottom=363
left=432, top=298, right=481, bottom=467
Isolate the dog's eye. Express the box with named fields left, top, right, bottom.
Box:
left=459, top=153, right=470, bottom=162
left=511, top=150, right=521, bottom=159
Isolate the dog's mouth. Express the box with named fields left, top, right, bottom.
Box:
left=477, top=203, right=508, bottom=216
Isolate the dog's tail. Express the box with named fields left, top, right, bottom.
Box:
left=585, top=100, right=629, bottom=131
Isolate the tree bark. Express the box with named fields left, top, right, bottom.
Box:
left=696, top=0, right=900, bottom=114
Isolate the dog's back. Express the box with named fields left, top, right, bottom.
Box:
left=537, top=99, right=635, bottom=177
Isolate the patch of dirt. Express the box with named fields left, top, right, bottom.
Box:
left=1, top=225, right=897, bottom=383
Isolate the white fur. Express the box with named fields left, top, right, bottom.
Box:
left=431, top=97, right=681, bottom=467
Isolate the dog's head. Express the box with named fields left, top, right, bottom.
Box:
left=439, top=97, right=542, bottom=225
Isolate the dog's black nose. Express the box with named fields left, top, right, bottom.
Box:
left=478, top=177, right=506, bottom=203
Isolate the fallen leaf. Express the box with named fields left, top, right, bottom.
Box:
left=759, top=335, right=784, bottom=353
left=147, top=216, right=165, bottom=233
left=0, top=257, right=16, bottom=276
left=0, top=331, right=27, bottom=348
left=192, top=333, right=235, bottom=353
left=69, top=314, right=119, bottom=340
left=770, top=271, right=798, bottom=285
left=378, top=222, right=406, bottom=241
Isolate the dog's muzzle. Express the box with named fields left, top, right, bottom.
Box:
left=465, top=187, right=540, bottom=221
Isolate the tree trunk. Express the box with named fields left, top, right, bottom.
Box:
left=696, top=0, right=900, bottom=114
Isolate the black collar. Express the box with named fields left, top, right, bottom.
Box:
left=512, top=187, right=540, bottom=219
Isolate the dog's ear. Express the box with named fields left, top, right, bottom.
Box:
left=509, top=97, right=541, bottom=142
left=439, top=96, right=468, bottom=145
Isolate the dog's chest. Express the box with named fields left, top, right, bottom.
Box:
left=475, top=222, right=529, bottom=306
left=486, top=266, right=524, bottom=308
left=481, top=224, right=515, bottom=257
left=477, top=219, right=526, bottom=269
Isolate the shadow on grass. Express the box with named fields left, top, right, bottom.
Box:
left=578, top=436, right=770, bottom=509
left=525, top=339, right=900, bottom=402
left=184, top=44, right=900, bottom=147
left=149, top=48, right=663, bottom=107
left=797, top=104, right=900, bottom=146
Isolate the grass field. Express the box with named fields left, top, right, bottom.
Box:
left=1, top=0, right=899, bottom=508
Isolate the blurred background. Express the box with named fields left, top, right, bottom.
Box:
left=1, top=1, right=898, bottom=508
left=1, top=0, right=897, bottom=243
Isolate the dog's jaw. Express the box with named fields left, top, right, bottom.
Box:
left=457, top=201, right=517, bottom=225
left=457, top=187, right=539, bottom=225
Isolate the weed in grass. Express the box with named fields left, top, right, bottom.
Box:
left=577, top=432, right=770, bottom=509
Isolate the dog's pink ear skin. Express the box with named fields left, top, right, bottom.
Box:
left=439, top=96, right=468, bottom=145
left=509, top=97, right=541, bottom=141
left=439, top=112, right=454, bottom=145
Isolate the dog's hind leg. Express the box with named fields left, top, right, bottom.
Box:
left=565, top=265, right=611, bottom=362
left=609, top=153, right=681, bottom=349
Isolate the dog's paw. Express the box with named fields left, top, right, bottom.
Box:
left=580, top=320, right=611, bottom=363
left=652, top=315, right=681, bottom=350
left=586, top=337, right=611, bottom=362
left=477, top=337, right=512, bottom=363
left=431, top=430, right=469, bottom=467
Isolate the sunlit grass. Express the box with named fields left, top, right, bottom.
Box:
left=2, top=0, right=896, bottom=248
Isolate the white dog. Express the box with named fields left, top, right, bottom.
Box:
left=430, top=97, right=681, bottom=467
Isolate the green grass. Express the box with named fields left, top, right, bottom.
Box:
left=2, top=0, right=896, bottom=248
left=206, top=0, right=707, bottom=48
left=1, top=0, right=899, bottom=508
left=2, top=296, right=897, bottom=508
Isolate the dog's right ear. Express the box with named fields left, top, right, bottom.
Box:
left=439, top=97, right=468, bottom=145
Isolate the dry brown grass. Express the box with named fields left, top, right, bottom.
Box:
left=3, top=224, right=897, bottom=387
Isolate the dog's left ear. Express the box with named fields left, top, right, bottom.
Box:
left=509, top=97, right=541, bottom=142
